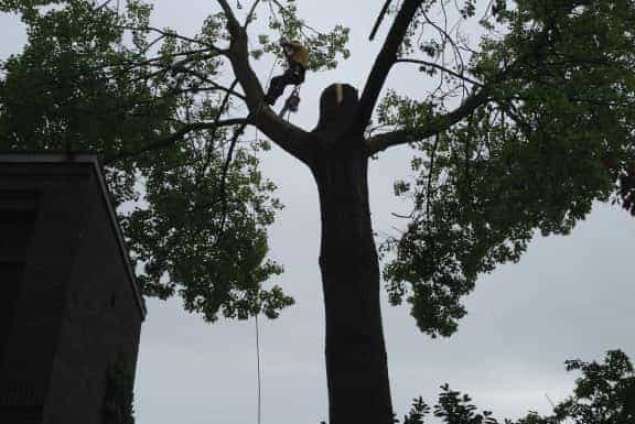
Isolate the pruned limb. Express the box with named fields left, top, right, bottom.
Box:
left=354, top=0, right=424, bottom=136
left=366, top=89, right=489, bottom=156
left=216, top=0, right=316, bottom=165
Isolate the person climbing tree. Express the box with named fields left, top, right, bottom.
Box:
left=264, top=39, right=308, bottom=106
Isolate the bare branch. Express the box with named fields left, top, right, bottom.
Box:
left=123, top=26, right=227, bottom=53
left=216, top=120, right=249, bottom=236
left=395, top=58, right=484, bottom=88
left=369, top=0, right=394, bottom=41
left=178, top=67, right=246, bottom=101
left=198, top=79, right=241, bottom=179
left=243, top=0, right=262, bottom=29
left=425, top=133, right=440, bottom=221
left=103, top=118, right=247, bottom=164
left=355, top=0, right=424, bottom=136
left=95, top=0, right=114, bottom=12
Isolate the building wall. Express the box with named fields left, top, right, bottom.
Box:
left=44, top=167, right=142, bottom=424
left=0, top=165, right=94, bottom=423
left=0, top=190, right=42, bottom=424
left=0, top=159, right=143, bottom=424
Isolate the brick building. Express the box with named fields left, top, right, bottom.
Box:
left=0, top=153, right=146, bottom=423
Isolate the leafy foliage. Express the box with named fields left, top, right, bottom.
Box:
left=380, top=0, right=635, bottom=337
left=552, top=350, right=635, bottom=423
left=0, top=0, right=349, bottom=321
left=392, top=350, right=635, bottom=424
left=250, top=0, right=350, bottom=71
left=102, top=354, right=136, bottom=424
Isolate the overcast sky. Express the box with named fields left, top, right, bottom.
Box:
left=2, top=1, right=634, bottom=423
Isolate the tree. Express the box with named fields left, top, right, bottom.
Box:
left=1, top=0, right=634, bottom=423
left=395, top=349, right=635, bottom=424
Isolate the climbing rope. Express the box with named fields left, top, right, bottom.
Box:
left=255, top=312, right=262, bottom=424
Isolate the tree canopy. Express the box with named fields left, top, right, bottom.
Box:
left=2, top=1, right=634, bottom=423
left=1, top=0, right=633, bottom=335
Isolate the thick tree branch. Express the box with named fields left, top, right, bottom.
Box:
left=354, top=0, right=424, bottom=136
left=366, top=89, right=489, bottom=156
left=103, top=118, right=247, bottom=164
left=216, top=0, right=316, bottom=165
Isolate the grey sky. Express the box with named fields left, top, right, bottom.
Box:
left=2, top=1, right=634, bottom=423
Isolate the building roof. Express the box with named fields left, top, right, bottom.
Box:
left=0, top=153, right=147, bottom=319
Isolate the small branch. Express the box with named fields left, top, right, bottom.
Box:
left=391, top=211, right=413, bottom=219
left=217, top=120, right=250, bottom=235
left=198, top=79, right=240, bottom=181
left=104, top=118, right=248, bottom=164
left=179, top=68, right=247, bottom=101
left=123, top=25, right=228, bottom=54
left=95, top=0, right=114, bottom=12
left=369, top=0, right=394, bottom=41
left=396, top=58, right=484, bottom=88
left=243, top=0, right=263, bottom=29
left=425, top=134, right=440, bottom=221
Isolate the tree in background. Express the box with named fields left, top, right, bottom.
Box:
left=397, top=349, right=635, bottom=424
left=1, top=1, right=634, bottom=422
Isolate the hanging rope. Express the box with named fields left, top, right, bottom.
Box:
left=255, top=313, right=262, bottom=424
left=248, top=57, right=285, bottom=424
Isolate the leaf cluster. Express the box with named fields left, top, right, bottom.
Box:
left=392, top=350, right=635, bottom=424
left=249, top=0, right=350, bottom=71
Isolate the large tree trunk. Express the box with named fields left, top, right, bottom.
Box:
left=310, top=84, right=393, bottom=424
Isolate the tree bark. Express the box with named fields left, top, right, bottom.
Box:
left=310, top=84, right=393, bottom=424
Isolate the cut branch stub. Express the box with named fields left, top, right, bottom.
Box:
left=315, top=83, right=359, bottom=135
